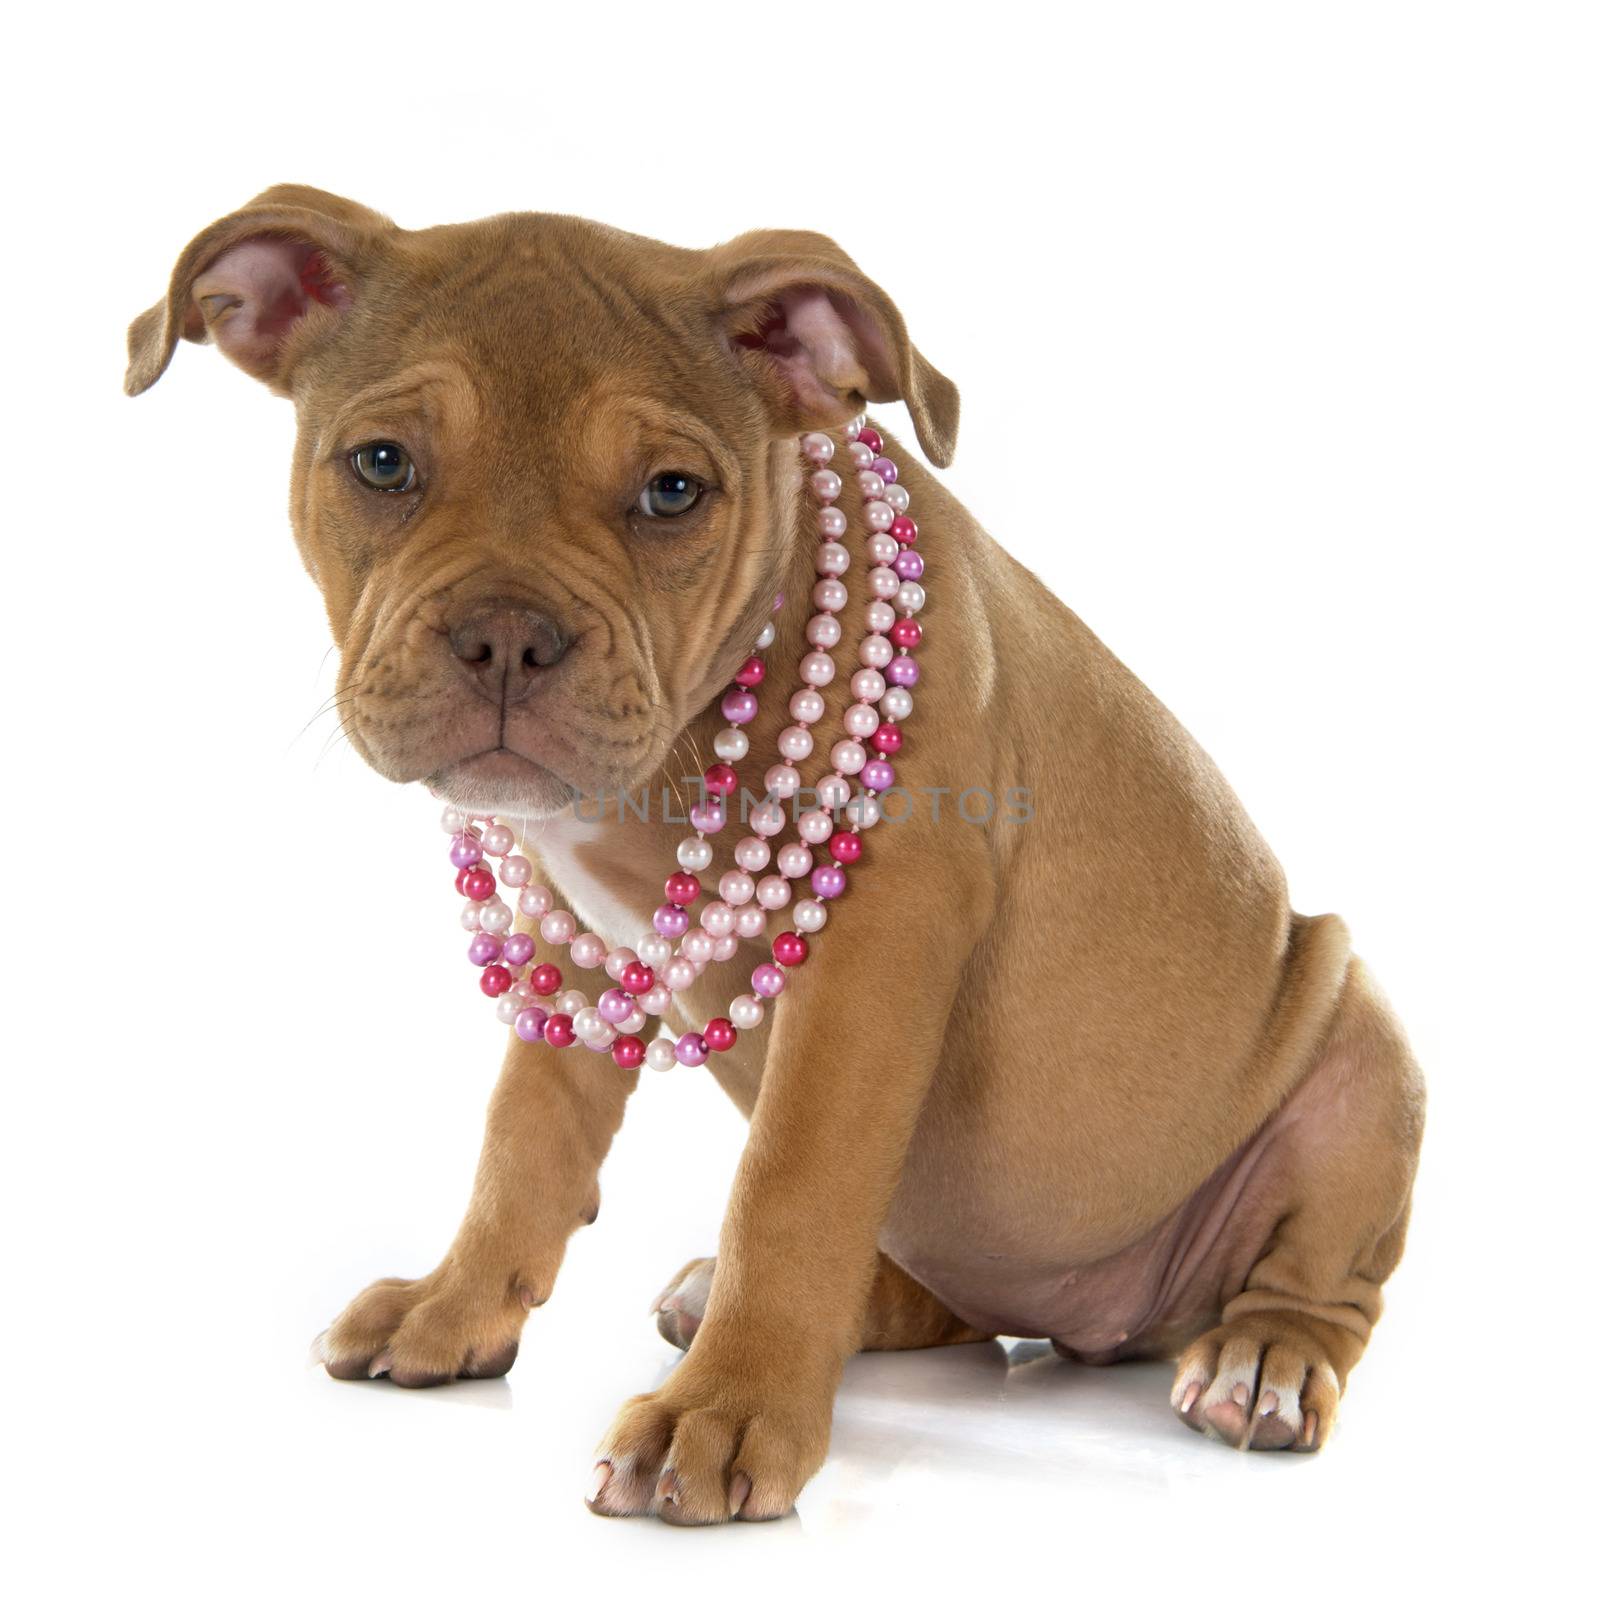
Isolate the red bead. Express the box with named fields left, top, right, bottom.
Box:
left=703, top=1017, right=738, bottom=1052
left=530, top=963, right=563, bottom=996
left=871, top=724, right=903, bottom=754
left=889, top=515, right=918, bottom=545
left=479, top=964, right=512, bottom=997
left=664, top=871, right=701, bottom=906
left=703, top=763, right=738, bottom=796
left=890, top=618, right=923, bottom=650
left=858, top=426, right=883, bottom=453
left=828, top=832, right=863, bottom=864
left=543, top=1013, right=575, bottom=1049
left=620, top=960, right=655, bottom=996
left=611, top=1036, right=645, bottom=1070
left=772, top=931, right=809, bottom=967
left=461, top=867, right=496, bottom=901
left=733, top=656, right=766, bottom=687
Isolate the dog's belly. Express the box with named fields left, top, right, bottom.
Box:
left=880, top=1047, right=1338, bottom=1361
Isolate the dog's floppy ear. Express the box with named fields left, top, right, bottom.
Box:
left=710, top=230, right=959, bottom=468
left=124, top=185, right=393, bottom=398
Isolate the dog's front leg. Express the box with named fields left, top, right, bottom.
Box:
left=318, top=1035, right=635, bottom=1386
left=588, top=865, right=983, bottom=1524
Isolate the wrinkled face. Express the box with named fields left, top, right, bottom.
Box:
left=128, top=189, right=957, bottom=818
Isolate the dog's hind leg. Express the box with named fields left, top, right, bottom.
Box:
left=653, top=1251, right=992, bottom=1353
left=1170, top=957, right=1425, bottom=1450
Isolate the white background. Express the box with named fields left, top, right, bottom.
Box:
left=5, top=3, right=1595, bottom=1594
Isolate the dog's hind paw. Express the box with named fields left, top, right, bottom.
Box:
left=1171, top=1312, right=1344, bottom=1451
left=651, top=1257, right=715, bottom=1351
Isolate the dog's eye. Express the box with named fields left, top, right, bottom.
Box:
left=350, top=441, right=417, bottom=493
left=636, top=472, right=704, bottom=518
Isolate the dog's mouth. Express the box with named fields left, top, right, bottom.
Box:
left=425, top=745, right=579, bottom=821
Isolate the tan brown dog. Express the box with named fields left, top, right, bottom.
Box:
left=128, top=185, right=1425, bottom=1525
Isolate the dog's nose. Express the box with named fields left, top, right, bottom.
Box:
left=448, top=602, right=567, bottom=702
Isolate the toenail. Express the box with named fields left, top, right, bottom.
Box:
left=1258, top=1390, right=1279, bottom=1417
left=1303, top=1411, right=1319, bottom=1446
left=1231, top=1383, right=1250, bottom=1407
left=729, top=1471, right=752, bottom=1517
left=368, top=1352, right=393, bottom=1378
left=586, top=1462, right=611, bottom=1504
left=1180, top=1381, right=1202, bottom=1414
left=657, top=1468, right=679, bottom=1505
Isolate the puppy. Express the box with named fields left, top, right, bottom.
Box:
left=128, top=186, right=1424, bottom=1524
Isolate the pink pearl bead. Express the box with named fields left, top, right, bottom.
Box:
left=734, top=836, right=771, bottom=872
left=712, top=933, right=740, bottom=961
left=460, top=903, right=483, bottom=932
left=721, top=689, right=759, bottom=725
left=674, top=1033, right=709, bottom=1067
left=858, top=470, right=885, bottom=499
left=605, top=946, right=638, bottom=981
left=751, top=962, right=787, bottom=998
left=862, top=759, right=896, bottom=791
left=599, top=987, right=636, bottom=1025
left=813, top=578, right=847, bottom=613
left=871, top=456, right=897, bottom=484
left=884, top=483, right=911, bottom=513
left=816, top=774, right=851, bottom=810
left=806, top=612, right=842, bottom=649
left=868, top=567, right=901, bottom=600
left=815, top=542, right=850, bottom=576
left=720, top=870, right=755, bottom=905
left=831, top=739, right=867, bottom=775
left=865, top=501, right=896, bottom=533
left=765, top=763, right=801, bottom=798
left=777, top=842, right=813, bottom=878
left=501, top=932, right=535, bottom=968
left=847, top=440, right=875, bottom=469
left=851, top=668, right=886, bottom=702
left=810, top=469, right=842, bottom=501
left=681, top=928, right=714, bottom=963
left=801, top=431, right=835, bottom=464
left=481, top=824, right=515, bottom=856
left=700, top=900, right=735, bottom=937
left=518, top=885, right=553, bottom=918
left=756, top=874, right=791, bottom=910
left=866, top=532, right=899, bottom=564
left=790, top=689, right=825, bottom=723
left=513, top=1006, right=549, bottom=1043
left=865, top=600, right=896, bottom=632
left=539, top=910, right=576, bottom=944
left=449, top=832, right=484, bottom=869
left=689, top=799, right=726, bottom=833
left=468, top=931, right=503, bottom=966
left=810, top=864, right=847, bottom=899
left=639, top=983, right=673, bottom=1016
left=800, top=651, right=835, bottom=686
left=818, top=506, right=847, bottom=538
left=653, top=901, right=690, bottom=939
left=663, top=957, right=696, bottom=991
left=734, top=905, right=767, bottom=939
left=797, top=808, right=833, bottom=844
left=750, top=800, right=786, bottom=837
left=778, top=725, right=813, bottom=761
left=844, top=703, right=880, bottom=739
left=570, top=933, right=606, bottom=968
left=893, top=548, right=925, bottom=581
left=499, top=855, right=532, bottom=888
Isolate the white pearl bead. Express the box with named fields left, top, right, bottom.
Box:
left=847, top=440, right=875, bottom=469
left=677, top=836, right=713, bottom=872
left=755, top=621, right=777, bottom=649
left=778, top=725, right=813, bottom=762
left=764, top=763, right=801, bottom=799
left=460, top=903, right=483, bottom=932
left=898, top=581, right=926, bottom=613
left=570, top=932, right=606, bottom=968
left=712, top=934, right=740, bottom=961
left=806, top=612, right=842, bottom=649
left=508, top=982, right=535, bottom=1006
left=496, top=994, right=526, bottom=1025
left=615, top=1008, right=648, bottom=1034
left=810, top=468, right=841, bottom=501
left=720, top=870, right=755, bottom=906
left=441, top=806, right=470, bottom=834
left=846, top=793, right=882, bottom=829
left=866, top=532, right=899, bottom=565
left=733, top=836, right=771, bottom=872
left=816, top=774, right=851, bottom=811
left=638, top=934, right=672, bottom=967
left=714, top=727, right=750, bottom=761
left=481, top=824, right=515, bottom=857
left=865, top=600, right=896, bottom=632
left=479, top=900, right=514, bottom=935
left=801, top=431, right=835, bottom=464
left=700, top=900, right=735, bottom=937
left=519, top=885, right=554, bottom=918
left=813, top=578, right=848, bottom=613
left=556, top=990, right=586, bottom=1016
left=605, top=946, right=638, bottom=981
left=729, top=994, right=764, bottom=1029
left=884, top=483, right=911, bottom=513
left=851, top=669, right=886, bottom=703
left=843, top=417, right=862, bottom=442
left=499, top=855, right=532, bottom=888
left=858, top=470, right=885, bottom=499
left=735, top=905, right=767, bottom=939
left=776, top=842, right=813, bottom=878
left=680, top=927, right=714, bottom=963
left=844, top=702, right=880, bottom=739
left=645, top=1037, right=677, bottom=1071
left=574, top=1007, right=614, bottom=1045
left=790, top=689, right=825, bottom=724
left=792, top=898, right=829, bottom=934
left=663, top=957, right=696, bottom=991
left=639, top=983, right=673, bottom=1016
left=831, top=739, right=867, bottom=775
left=799, top=651, right=835, bottom=687
left=756, top=874, right=791, bottom=910
left=865, top=500, right=896, bottom=533
left=815, top=542, right=851, bottom=576
left=797, top=809, right=834, bottom=845
left=859, top=635, right=894, bottom=669
left=539, top=910, right=576, bottom=944
left=750, top=800, right=786, bottom=838
left=882, top=687, right=914, bottom=720
left=868, top=567, right=901, bottom=600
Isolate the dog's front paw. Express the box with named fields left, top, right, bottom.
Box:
left=1171, top=1312, right=1343, bottom=1450
left=587, top=1367, right=829, bottom=1524
left=315, top=1267, right=533, bottom=1388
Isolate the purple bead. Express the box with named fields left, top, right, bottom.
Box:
left=674, top=1032, right=710, bottom=1067
left=652, top=902, right=690, bottom=939
left=871, top=455, right=897, bottom=484
left=501, top=932, right=535, bottom=968
left=885, top=656, right=921, bottom=688
left=861, top=760, right=895, bottom=792
left=810, top=864, right=847, bottom=900
left=751, top=961, right=787, bottom=999
left=513, top=1005, right=549, bottom=1043
left=449, top=831, right=484, bottom=869
left=893, top=549, right=924, bottom=581
left=689, top=800, right=726, bottom=834
left=467, top=931, right=503, bottom=966
left=721, top=689, right=759, bottom=725
left=598, top=987, right=635, bottom=1025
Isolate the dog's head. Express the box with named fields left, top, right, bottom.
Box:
left=128, top=185, right=958, bottom=817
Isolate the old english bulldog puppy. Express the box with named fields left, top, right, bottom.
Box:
left=128, top=186, right=1424, bottom=1524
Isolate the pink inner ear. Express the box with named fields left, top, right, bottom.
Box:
left=188, top=235, right=351, bottom=378
left=736, top=285, right=876, bottom=419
